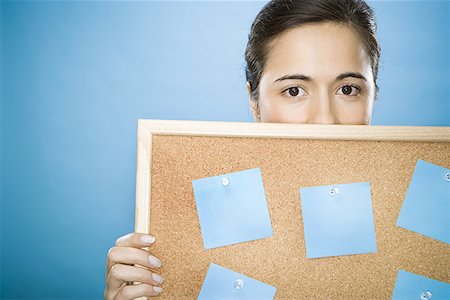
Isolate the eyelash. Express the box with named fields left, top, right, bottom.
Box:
left=281, top=84, right=362, bottom=98
left=281, top=86, right=306, bottom=98
left=337, top=84, right=362, bottom=96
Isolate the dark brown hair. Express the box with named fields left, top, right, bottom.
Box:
left=245, top=0, right=380, bottom=100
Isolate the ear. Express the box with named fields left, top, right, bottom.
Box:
left=247, top=82, right=261, bottom=122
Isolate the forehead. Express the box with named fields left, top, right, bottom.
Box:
left=264, top=22, right=371, bottom=79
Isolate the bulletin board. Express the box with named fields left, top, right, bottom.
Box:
left=134, top=119, right=450, bottom=299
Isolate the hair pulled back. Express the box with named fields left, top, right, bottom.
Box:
left=245, top=0, right=380, bottom=100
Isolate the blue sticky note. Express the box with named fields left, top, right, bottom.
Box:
left=198, top=263, right=276, bottom=300
left=192, top=168, right=273, bottom=250
left=300, top=182, right=377, bottom=258
left=392, top=270, right=450, bottom=300
left=397, top=160, right=450, bottom=244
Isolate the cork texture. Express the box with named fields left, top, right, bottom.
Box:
left=148, top=135, right=450, bottom=299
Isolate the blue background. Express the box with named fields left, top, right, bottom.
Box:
left=1, top=0, right=449, bottom=298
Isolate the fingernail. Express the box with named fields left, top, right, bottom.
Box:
left=140, top=235, right=155, bottom=244
left=153, top=286, right=163, bottom=293
left=152, top=273, right=164, bottom=284
left=148, top=255, right=162, bottom=268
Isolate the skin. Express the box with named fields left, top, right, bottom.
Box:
left=248, top=22, right=376, bottom=124
left=105, top=233, right=164, bottom=299
left=105, top=22, right=377, bottom=299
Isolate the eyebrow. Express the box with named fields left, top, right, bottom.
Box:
left=274, top=72, right=367, bottom=83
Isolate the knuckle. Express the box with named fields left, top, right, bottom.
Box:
left=109, top=264, right=123, bottom=279
left=119, top=285, right=134, bottom=299
left=107, top=247, right=118, bottom=262
left=104, top=289, right=114, bottom=300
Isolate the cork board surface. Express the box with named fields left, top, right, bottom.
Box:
left=148, top=134, right=450, bottom=299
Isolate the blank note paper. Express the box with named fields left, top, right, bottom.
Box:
left=300, top=182, right=377, bottom=258
left=392, top=270, right=450, bottom=300
left=192, top=168, right=273, bottom=250
left=198, top=263, right=276, bottom=300
left=397, top=160, right=450, bottom=244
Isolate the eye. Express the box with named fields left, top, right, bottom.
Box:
left=337, top=84, right=361, bottom=96
left=283, top=86, right=306, bottom=98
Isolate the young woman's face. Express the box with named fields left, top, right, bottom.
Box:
left=248, top=22, right=376, bottom=124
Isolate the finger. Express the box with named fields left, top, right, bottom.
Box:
left=104, top=281, right=127, bottom=300
left=115, top=232, right=156, bottom=248
left=107, top=264, right=164, bottom=291
left=116, top=284, right=163, bottom=299
left=107, top=246, right=162, bottom=274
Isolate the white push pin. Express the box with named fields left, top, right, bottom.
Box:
left=221, top=177, right=230, bottom=186
left=329, top=187, right=339, bottom=196
left=445, top=173, right=450, bottom=182
left=234, top=279, right=244, bottom=290
left=421, top=290, right=432, bottom=300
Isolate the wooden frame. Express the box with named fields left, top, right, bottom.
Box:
left=133, top=119, right=449, bottom=299
left=135, top=119, right=450, bottom=235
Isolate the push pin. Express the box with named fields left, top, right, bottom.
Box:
left=234, top=279, right=244, bottom=290
left=221, top=177, right=230, bottom=187
left=445, top=173, right=450, bottom=182
left=329, top=187, right=339, bottom=196
left=421, top=290, right=432, bottom=300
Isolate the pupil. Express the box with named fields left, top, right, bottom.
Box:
left=342, top=85, right=352, bottom=95
left=289, top=87, right=299, bottom=96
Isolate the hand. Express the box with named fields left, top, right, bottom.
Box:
left=105, top=232, right=164, bottom=299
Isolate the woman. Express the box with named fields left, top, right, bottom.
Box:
left=104, top=0, right=381, bottom=298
